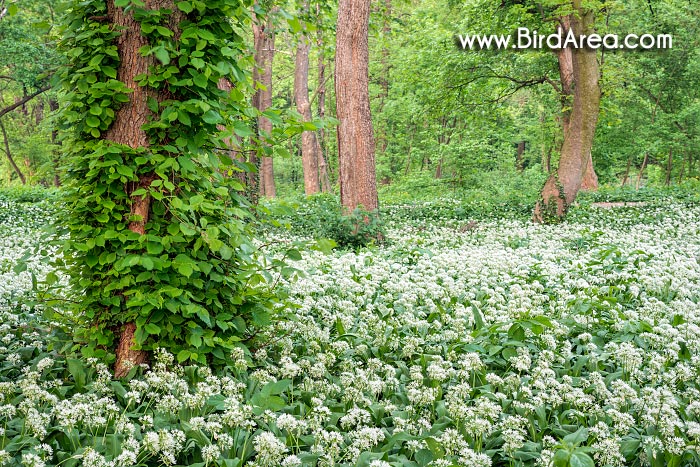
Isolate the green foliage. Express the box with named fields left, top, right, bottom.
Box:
left=54, top=0, right=279, bottom=367
left=272, top=194, right=384, bottom=249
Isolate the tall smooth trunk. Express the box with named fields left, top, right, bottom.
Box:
left=253, top=11, right=275, bottom=199
left=294, top=2, right=321, bottom=195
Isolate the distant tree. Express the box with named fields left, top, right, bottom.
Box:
left=253, top=3, right=276, bottom=199
left=294, top=0, right=322, bottom=195
left=335, top=0, right=378, bottom=212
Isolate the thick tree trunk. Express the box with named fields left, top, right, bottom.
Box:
left=0, top=119, right=25, bottom=184
left=294, top=2, right=321, bottom=196
left=253, top=11, right=276, bottom=199
left=106, top=0, right=182, bottom=377
left=580, top=150, right=599, bottom=190
left=534, top=6, right=600, bottom=222
left=335, top=0, right=378, bottom=213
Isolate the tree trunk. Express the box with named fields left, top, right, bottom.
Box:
left=253, top=9, right=276, bottom=199
left=316, top=13, right=331, bottom=193
left=295, top=0, right=321, bottom=196
left=49, top=99, right=61, bottom=187
left=636, top=152, right=649, bottom=190
left=665, top=147, right=672, bottom=186
left=376, top=0, right=391, bottom=154
left=106, top=0, right=182, bottom=377
left=580, top=150, right=599, bottom=190
left=0, top=119, right=25, bottom=184
left=621, top=156, right=632, bottom=187
left=335, top=0, right=378, bottom=213
left=534, top=6, right=600, bottom=222
left=516, top=140, right=525, bottom=172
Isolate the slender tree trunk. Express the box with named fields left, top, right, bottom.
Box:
left=636, top=152, right=649, bottom=190
left=295, top=1, right=321, bottom=195
left=49, top=99, right=61, bottom=187
left=665, top=147, right=672, bottom=186
left=534, top=6, right=600, bottom=222
left=516, top=141, right=525, bottom=172
left=0, top=119, right=25, bottom=184
left=316, top=12, right=331, bottom=193
left=621, top=156, right=632, bottom=187
left=335, top=0, right=378, bottom=213
left=253, top=8, right=275, bottom=199
left=106, top=0, right=183, bottom=378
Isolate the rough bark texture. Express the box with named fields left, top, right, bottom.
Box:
left=253, top=11, right=275, bottom=199
left=335, top=0, right=378, bottom=213
left=295, top=3, right=321, bottom=196
left=534, top=5, right=600, bottom=222
left=106, top=0, right=182, bottom=378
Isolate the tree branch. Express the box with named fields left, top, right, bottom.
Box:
left=0, top=86, right=50, bottom=119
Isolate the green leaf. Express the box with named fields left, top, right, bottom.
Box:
left=569, top=451, right=595, bottom=467
left=202, top=110, right=222, bottom=124
left=553, top=449, right=569, bottom=467
left=154, top=47, right=170, bottom=65
left=177, top=1, right=194, bottom=13
left=286, top=249, right=302, bottom=261
left=563, top=428, right=589, bottom=446
left=144, top=323, right=161, bottom=335
left=233, top=121, right=254, bottom=137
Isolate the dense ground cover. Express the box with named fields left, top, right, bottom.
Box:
left=1, top=190, right=700, bottom=466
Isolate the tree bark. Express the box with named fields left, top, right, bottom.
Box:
left=106, top=0, right=182, bottom=378
left=636, top=152, right=649, bottom=190
left=665, top=147, right=672, bottom=186
left=516, top=140, right=525, bottom=172
left=316, top=10, right=331, bottom=193
left=49, top=99, right=61, bottom=187
left=0, top=119, right=25, bottom=184
left=253, top=9, right=275, bottom=199
left=534, top=6, right=600, bottom=222
left=621, top=155, right=632, bottom=187
left=580, top=150, right=599, bottom=190
left=335, top=0, right=378, bottom=213
left=294, top=0, right=321, bottom=196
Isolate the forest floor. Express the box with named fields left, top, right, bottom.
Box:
left=1, top=191, right=700, bottom=466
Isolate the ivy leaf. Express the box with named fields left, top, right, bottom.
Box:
left=176, top=1, right=194, bottom=13
left=154, top=47, right=170, bottom=65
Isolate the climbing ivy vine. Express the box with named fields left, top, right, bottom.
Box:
left=55, top=0, right=278, bottom=368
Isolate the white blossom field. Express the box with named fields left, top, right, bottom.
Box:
left=1, top=194, right=700, bottom=467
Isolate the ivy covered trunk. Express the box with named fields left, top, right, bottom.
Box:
left=335, top=0, right=378, bottom=213
left=533, top=4, right=600, bottom=222
left=59, top=0, right=267, bottom=375
left=104, top=0, right=177, bottom=377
